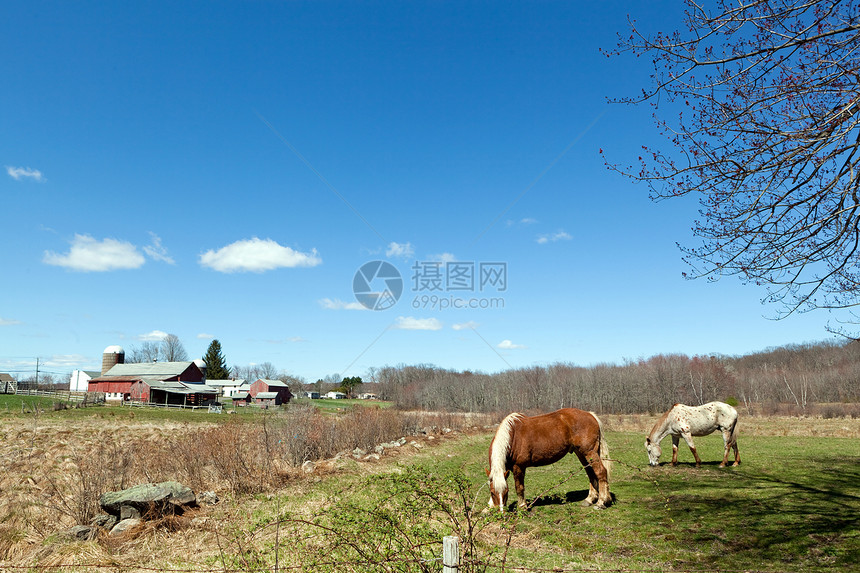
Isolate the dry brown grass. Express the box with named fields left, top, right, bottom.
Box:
left=0, top=408, right=856, bottom=571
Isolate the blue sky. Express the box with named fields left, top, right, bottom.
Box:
left=1, top=1, right=844, bottom=383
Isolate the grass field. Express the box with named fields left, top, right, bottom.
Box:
left=246, top=421, right=858, bottom=572
left=0, top=399, right=856, bottom=572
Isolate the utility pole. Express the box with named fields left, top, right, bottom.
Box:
left=35, top=357, right=40, bottom=388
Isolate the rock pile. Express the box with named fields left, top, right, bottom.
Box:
left=64, top=481, right=218, bottom=540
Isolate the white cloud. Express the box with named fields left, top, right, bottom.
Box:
left=428, top=252, right=457, bottom=263
left=506, top=217, right=538, bottom=227
left=498, top=339, right=526, bottom=349
left=536, top=230, right=572, bottom=244
left=44, top=354, right=89, bottom=367
left=197, top=333, right=215, bottom=340
left=319, top=298, right=366, bottom=311
left=394, top=316, right=443, bottom=331
left=139, top=330, right=168, bottom=341
left=143, top=232, right=175, bottom=264
left=452, top=321, right=479, bottom=331
left=199, top=238, right=321, bottom=273
left=0, top=317, right=22, bottom=326
left=6, top=166, right=44, bottom=182
left=386, top=241, right=414, bottom=259
left=43, top=234, right=146, bottom=272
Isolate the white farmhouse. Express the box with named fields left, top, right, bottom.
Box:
left=69, top=370, right=100, bottom=392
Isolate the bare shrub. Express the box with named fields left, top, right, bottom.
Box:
left=818, top=403, right=860, bottom=419
left=45, top=441, right=134, bottom=525
left=197, top=422, right=273, bottom=495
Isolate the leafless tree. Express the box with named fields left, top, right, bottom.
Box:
left=126, top=341, right=161, bottom=363
left=256, top=362, right=278, bottom=380
left=606, top=0, right=860, bottom=324
left=161, top=333, right=188, bottom=362
left=126, top=334, right=187, bottom=363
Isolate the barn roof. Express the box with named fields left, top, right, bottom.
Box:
left=103, top=362, right=196, bottom=377
left=0, top=373, right=14, bottom=383
left=206, top=379, right=246, bottom=387
left=255, top=392, right=279, bottom=399
left=256, top=379, right=289, bottom=388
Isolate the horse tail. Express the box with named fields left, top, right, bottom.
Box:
left=728, top=407, right=740, bottom=448
left=589, top=411, right=611, bottom=479
left=489, top=413, right=520, bottom=492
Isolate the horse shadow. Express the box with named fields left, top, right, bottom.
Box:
left=655, top=460, right=729, bottom=468
left=527, top=489, right=618, bottom=509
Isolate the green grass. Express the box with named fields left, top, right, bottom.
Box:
left=238, top=428, right=859, bottom=572
left=295, top=397, right=392, bottom=414
left=0, top=394, right=393, bottom=424
left=506, top=431, right=860, bottom=571
left=0, top=393, right=70, bottom=413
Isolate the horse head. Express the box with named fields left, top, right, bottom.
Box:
left=486, top=468, right=509, bottom=512
left=644, top=437, right=661, bottom=466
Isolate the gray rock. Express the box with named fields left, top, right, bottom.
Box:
left=120, top=505, right=141, bottom=520
left=100, top=481, right=197, bottom=516
left=196, top=491, right=219, bottom=505
left=110, top=518, right=142, bottom=536
left=64, top=525, right=96, bottom=540
left=90, top=513, right=118, bottom=530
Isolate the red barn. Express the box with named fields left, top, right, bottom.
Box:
left=88, top=361, right=210, bottom=405
left=249, top=379, right=293, bottom=406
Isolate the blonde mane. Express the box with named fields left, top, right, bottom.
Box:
left=489, top=412, right=523, bottom=492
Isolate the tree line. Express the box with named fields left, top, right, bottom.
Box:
left=369, top=340, right=860, bottom=414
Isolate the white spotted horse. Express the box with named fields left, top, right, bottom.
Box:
left=645, top=401, right=740, bottom=467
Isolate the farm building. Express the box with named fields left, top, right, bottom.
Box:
left=249, top=379, right=293, bottom=405
left=87, top=346, right=216, bottom=406
left=69, top=370, right=100, bottom=392
left=299, top=390, right=320, bottom=399
left=254, top=392, right=281, bottom=407
left=0, top=373, right=16, bottom=394
left=325, top=391, right=346, bottom=399
left=206, top=379, right=249, bottom=398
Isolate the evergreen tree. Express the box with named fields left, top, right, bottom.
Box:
left=340, top=376, right=363, bottom=398
left=202, top=339, right=230, bottom=380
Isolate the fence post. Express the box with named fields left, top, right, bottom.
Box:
left=443, top=535, right=459, bottom=573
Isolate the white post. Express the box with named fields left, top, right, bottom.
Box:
left=443, top=535, right=459, bottom=573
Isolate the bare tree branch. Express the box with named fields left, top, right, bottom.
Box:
left=605, top=0, right=860, bottom=322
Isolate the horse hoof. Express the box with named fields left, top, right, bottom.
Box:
left=592, top=504, right=607, bottom=510
left=579, top=500, right=594, bottom=508
left=719, top=463, right=726, bottom=468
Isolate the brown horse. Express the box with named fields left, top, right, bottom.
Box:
left=486, top=408, right=611, bottom=512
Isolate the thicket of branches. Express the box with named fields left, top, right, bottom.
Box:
left=605, top=0, right=860, bottom=323
left=372, top=339, right=860, bottom=414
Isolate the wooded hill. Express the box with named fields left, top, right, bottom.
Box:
left=371, top=339, right=860, bottom=415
